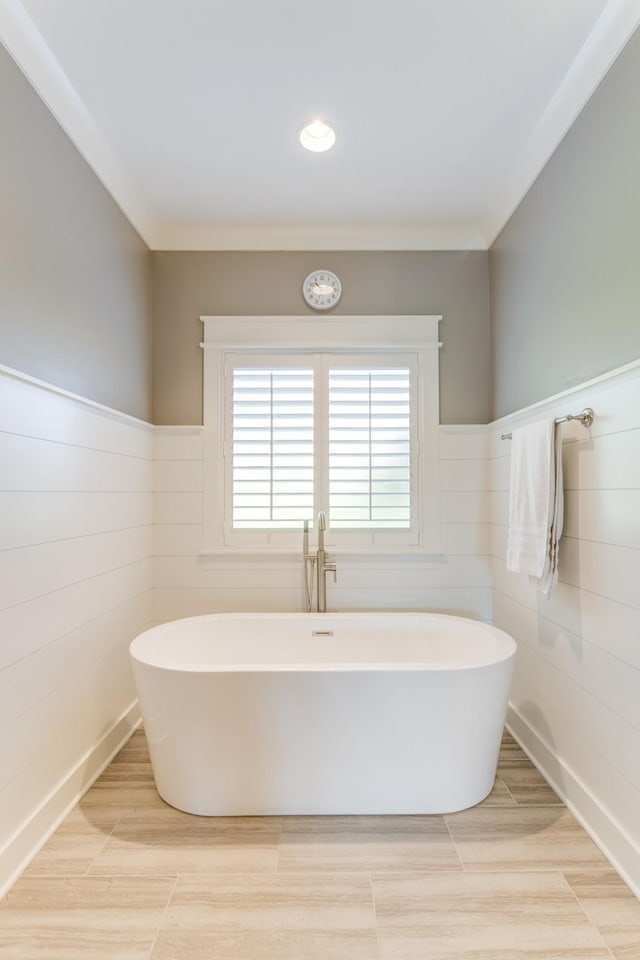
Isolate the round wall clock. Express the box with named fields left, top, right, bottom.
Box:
left=303, top=270, right=342, bottom=311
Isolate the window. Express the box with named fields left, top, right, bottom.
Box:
left=230, top=363, right=315, bottom=529
left=328, top=365, right=411, bottom=529
left=226, top=354, right=416, bottom=543
left=201, top=315, right=442, bottom=553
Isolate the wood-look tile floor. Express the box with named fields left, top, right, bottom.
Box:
left=1, top=730, right=639, bottom=959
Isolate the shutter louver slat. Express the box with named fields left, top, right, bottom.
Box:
left=232, top=368, right=314, bottom=529
left=329, top=368, right=411, bottom=529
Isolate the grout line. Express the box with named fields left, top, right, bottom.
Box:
left=442, top=815, right=465, bottom=873
left=368, top=872, right=383, bottom=960
left=83, top=817, right=123, bottom=878
left=497, top=774, right=519, bottom=806
left=144, top=874, right=179, bottom=960
left=275, top=816, right=284, bottom=874
left=559, top=870, right=617, bottom=960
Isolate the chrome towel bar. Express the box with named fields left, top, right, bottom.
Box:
left=501, top=407, right=594, bottom=441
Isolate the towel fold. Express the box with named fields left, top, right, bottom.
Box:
left=506, top=419, right=564, bottom=597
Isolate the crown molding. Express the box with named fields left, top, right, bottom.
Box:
left=151, top=222, right=488, bottom=251
left=0, top=0, right=157, bottom=245
left=483, top=0, right=640, bottom=245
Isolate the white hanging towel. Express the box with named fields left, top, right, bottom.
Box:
left=506, top=419, right=564, bottom=597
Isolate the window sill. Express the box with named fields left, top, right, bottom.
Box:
left=198, top=545, right=445, bottom=562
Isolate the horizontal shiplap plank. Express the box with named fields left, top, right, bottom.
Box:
left=439, top=459, right=490, bottom=492
left=490, top=454, right=511, bottom=492
left=328, top=587, right=492, bottom=619
left=0, top=593, right=151, bottom=729
left=0, top=432, right=152, bottom=493
left=152, top=555, right=492, bottom=593
left=564, top=489, right=640, bottom=548
left=489, top=491, right=509, bottom=526
left=440, top=522, right=491, bottom=556
left=563, top=428, right=640, bottom=490
left=338, top=557, right=492, bottom=589
left=493, top=555, right=588, bottom=637
left=152, top=586, right=492, bottom=623
left=0, top=527, right=152, bottom=612
left=153, top=491, right=203, bottom=524
left=579, top=590, right=640, bottom=672
left=0, top=491, right=151, bottom=551
left=490, top=520, right=507, bottom=561
left=152, top=588, right=306, bottom=621
left=153, top=523, right=203, bottom=557
left=560, top=537, right=640, bottom=611
left=0, top=558, right=152, bottom=671
left=440, top=491, right=489, bottom=524
left=153, top=556, right=304, bottom=592
left=153, top=459, right=203, bottom=492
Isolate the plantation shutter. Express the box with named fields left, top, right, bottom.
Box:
left=328, top=367, right=411, bottom=528
left=231, top=366, right=314, bottom=529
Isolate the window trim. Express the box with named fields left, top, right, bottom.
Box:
left=200, top=315, right=442, bottom=555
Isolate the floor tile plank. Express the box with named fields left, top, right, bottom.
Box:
left=372, top=871, right=612, bottom=959
left=89, top=816, right=282, bottom=876
left=278, top=815, right=462, bottom=874
left=0, top=876, right=175, bottom=960
left=445, top=806, right=610, bottom=872
left=150, top=873, right=378, bottom=960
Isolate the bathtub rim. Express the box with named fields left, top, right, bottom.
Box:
left=130, top=611, right=517, bottom=674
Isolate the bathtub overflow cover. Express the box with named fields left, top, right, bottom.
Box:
left=312, top=630, right=334, bottom=637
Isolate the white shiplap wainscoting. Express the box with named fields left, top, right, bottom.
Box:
left=152, top=424, right=492, bottom=622
left=490, top=360, right=640, bottom=896
left=0, top=366, right=153, bottom=897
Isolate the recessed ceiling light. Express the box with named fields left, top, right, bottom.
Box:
left=299, top=120, right=336, bottom=152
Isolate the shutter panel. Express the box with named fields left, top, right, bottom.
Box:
left=329, top=368, right=411, bottom=528
left=232, top=367, right=314, bottom=528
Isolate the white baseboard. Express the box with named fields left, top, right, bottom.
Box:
left=506, top=704, right=640, bottom=899
left=0, top=700, right=141, bottom=899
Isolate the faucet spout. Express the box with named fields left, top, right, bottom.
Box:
left=317, top=510, right=326, bottom=552
left=315, top=511, right=336, bottom=613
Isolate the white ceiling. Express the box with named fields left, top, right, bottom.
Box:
left=2, top=0, right=639, bottom=249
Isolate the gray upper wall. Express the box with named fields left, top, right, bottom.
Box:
left=151, top=250, right=490, bottom=425
left=490, top=27, right=640, bottom=420
left=0, top=46, right=152, bottom=421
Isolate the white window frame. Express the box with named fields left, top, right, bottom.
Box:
left=200, top=315, right=442, bottom=555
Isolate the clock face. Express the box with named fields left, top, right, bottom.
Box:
left=303, top=270, right=342, bottom=311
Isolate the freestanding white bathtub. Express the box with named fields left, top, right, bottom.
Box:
left=130, top=612, right=516, bottom=816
